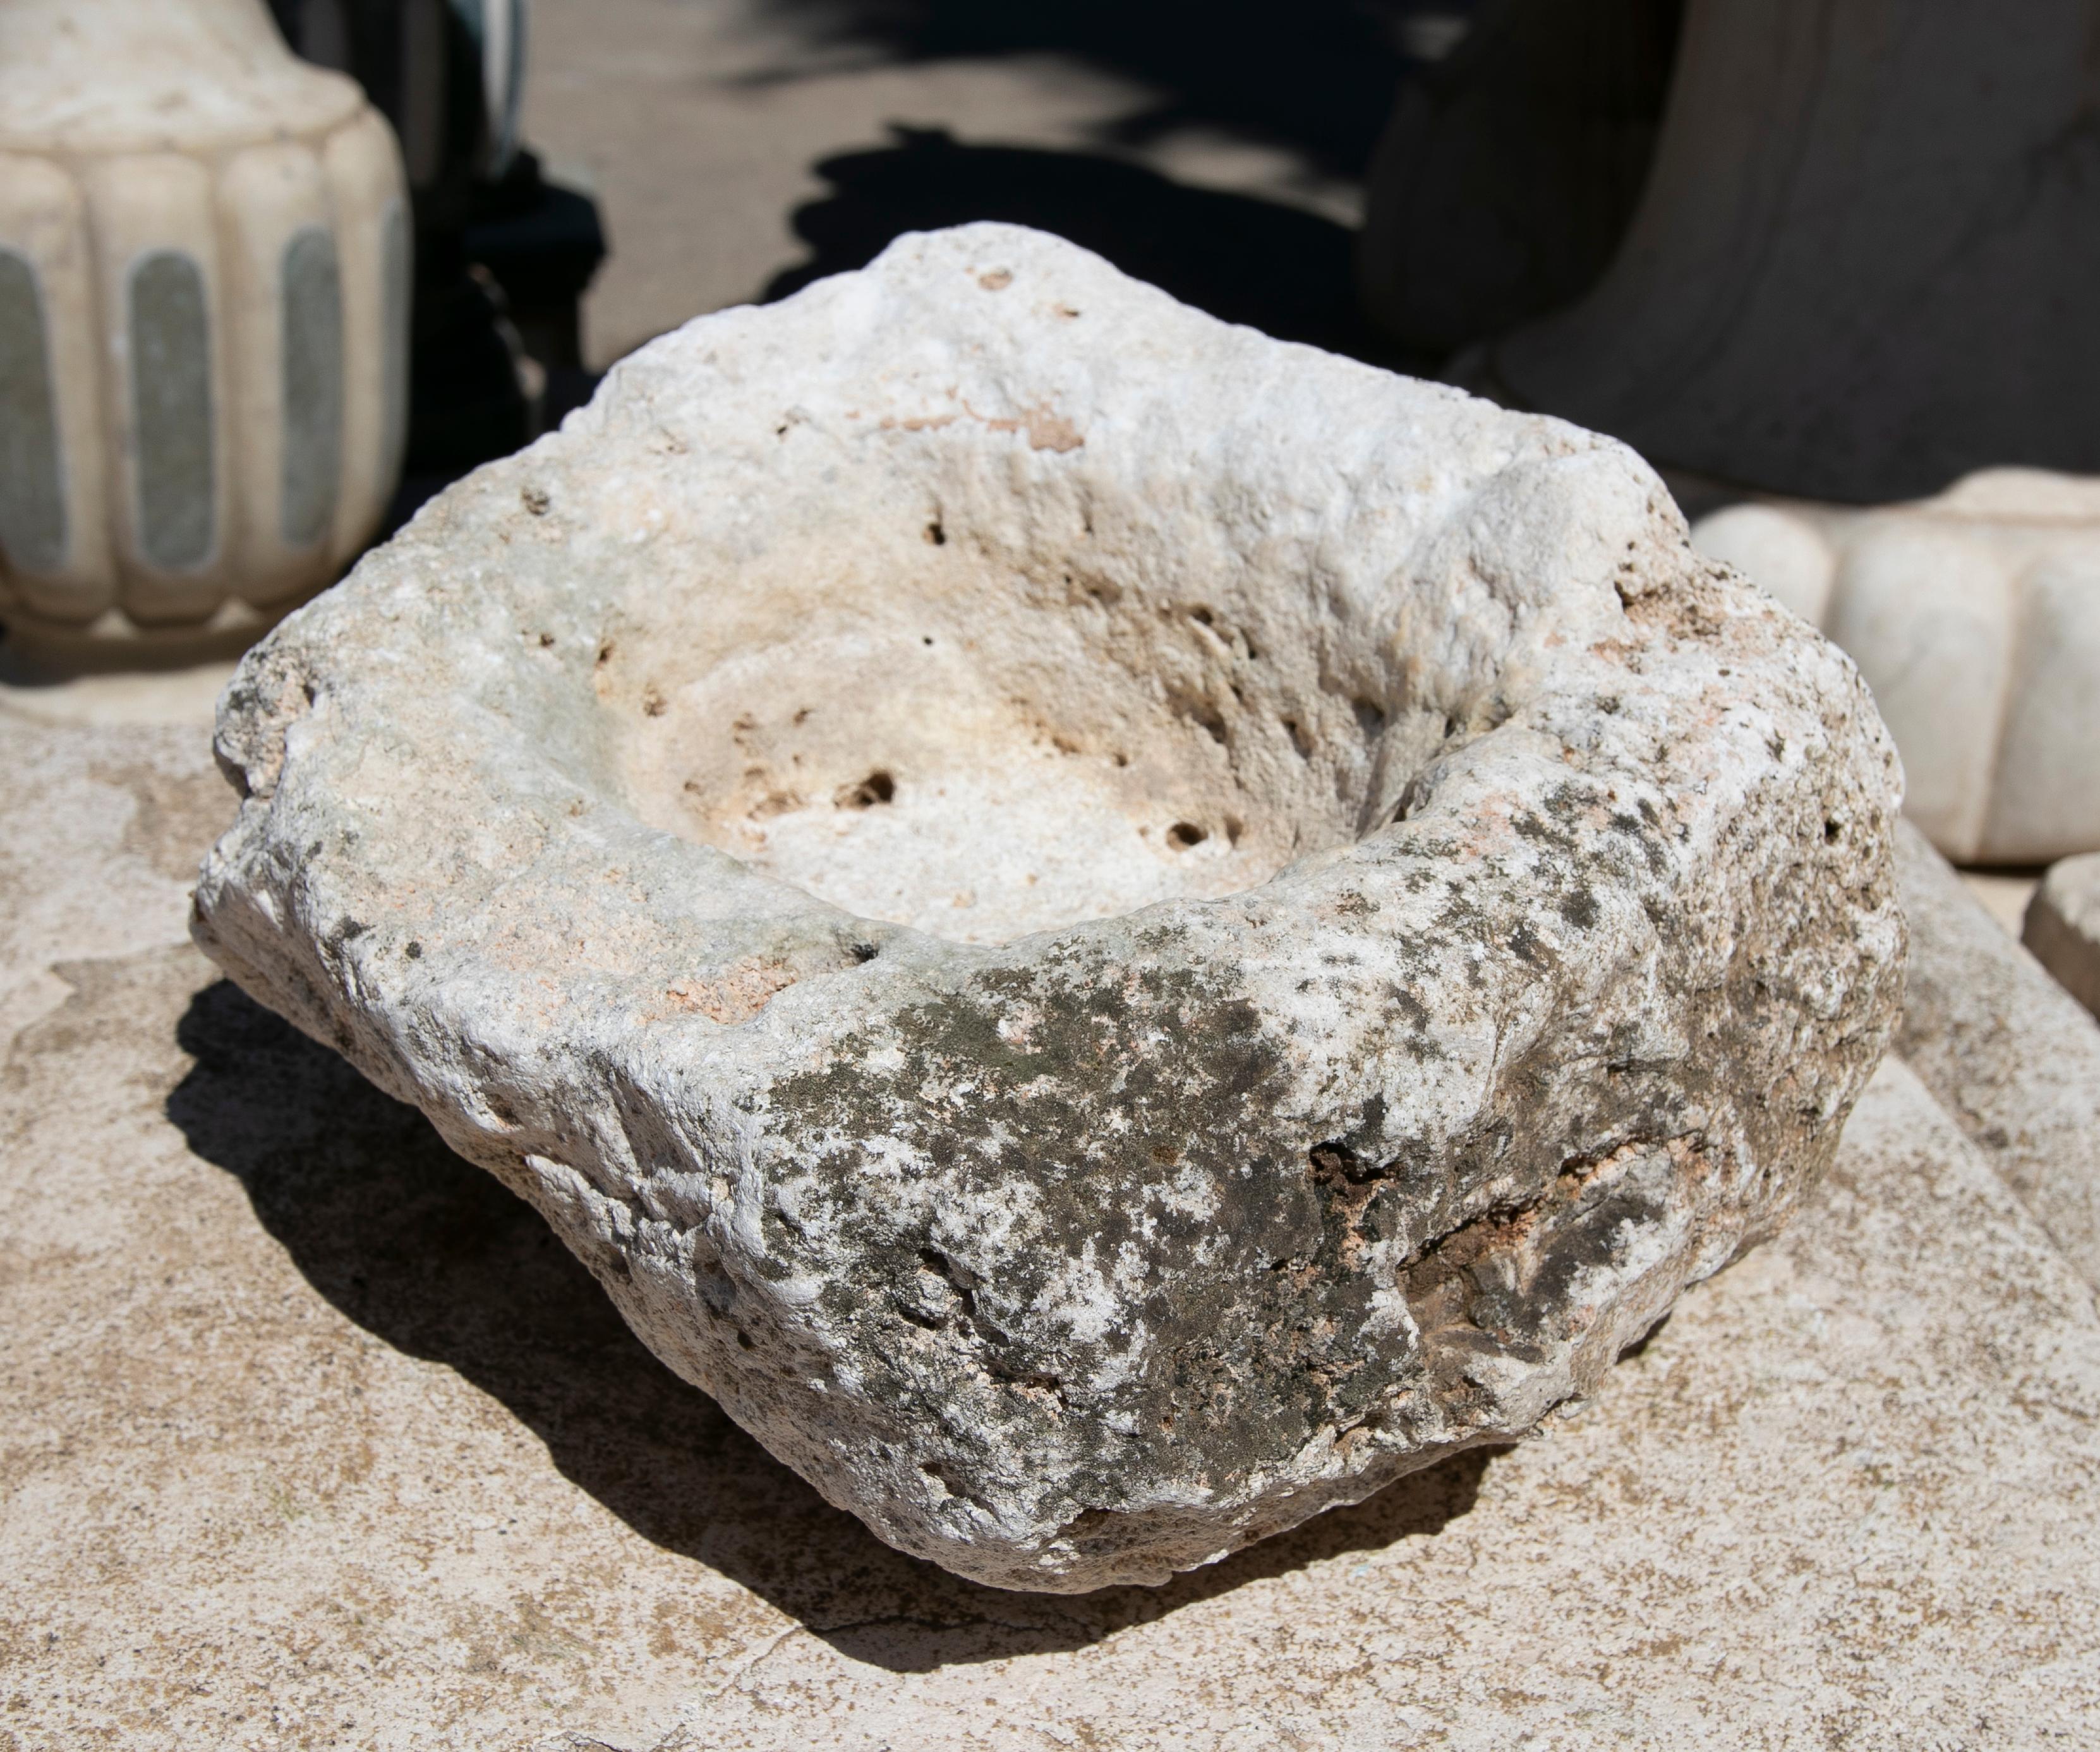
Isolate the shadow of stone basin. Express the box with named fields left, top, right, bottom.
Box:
left=167, top=976, right=1501, bottom=1673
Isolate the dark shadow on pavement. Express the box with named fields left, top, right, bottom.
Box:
left=764, top=127, right=1421, bottom=369
left=167, top=977, right=1500, bottom=1673
left=761, top=0, right=1440, bottom=181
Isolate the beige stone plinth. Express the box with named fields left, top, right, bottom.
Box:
left=4, top=715, right=2097, bottom=1747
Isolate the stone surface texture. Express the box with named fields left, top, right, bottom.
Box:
left=0, top=0, right=409, bottom=657
left=1692, top=469, right=2100, bottom=864
left=0, top=711, right=227, bottom=1045
left=1894, top=820, right=2100, bottom=1295
left=0, top=650, right=238, bottom=730
left=2024, top=851, right=2100, bottom=1024
left=192, top=224, right=1904, bottom=1591
left=4, top=722, right=2097, bottom=1743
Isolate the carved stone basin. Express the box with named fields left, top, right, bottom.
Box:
left=193, top=225, right=1906, bottom=1591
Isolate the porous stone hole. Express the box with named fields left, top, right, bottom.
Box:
left=603, top=516, right=1482, bottom=945
left=836, top=770, right=896, bottom=809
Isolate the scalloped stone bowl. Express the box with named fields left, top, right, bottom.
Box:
left=1693, top=473, right=2100, bottom=866
left=193, top=225, right=1906, bottom=1592
left=0, top=0, right=409, bottom=656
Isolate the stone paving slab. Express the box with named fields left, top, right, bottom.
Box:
left=1897, top=821, right=2100, bottom=1292
left=4, top=717, right=2099, bottom=1749
left=0, top=718, right=226, bottom=1046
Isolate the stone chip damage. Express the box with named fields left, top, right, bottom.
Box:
left=190, top=223, right=1907, bottom=1591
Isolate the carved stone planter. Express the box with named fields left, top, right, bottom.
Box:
left=1693, top=471, right=2100, bottom=865
left=0, top=0, right=409, bottom=659
left=193, top=225, right=1905, bottom=1590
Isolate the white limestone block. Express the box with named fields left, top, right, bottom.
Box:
left=1985, top=551, right=2100, bottom=861
left=1824, top=523, right=2012, bottom=859
left=1693, top=470, right=2100, bottom=863
left=2023, top=851, right=2100, bottom=1026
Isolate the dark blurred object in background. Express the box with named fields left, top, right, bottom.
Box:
left=771, top=0, right=1463, bottom=178
left=1357, top=0, right=1682, bottom=359
left=267, top=0, right=603, bottom=518
left=466, top=148, right=605, bottom=412
left=760, top=3, right=1492, bottom=370
left=1459, top=0, right=2100, bottom=502
left=268, top=0, right=526, bottom=231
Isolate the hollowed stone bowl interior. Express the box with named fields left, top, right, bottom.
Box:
left=613, top=452, right=1464, bottom=947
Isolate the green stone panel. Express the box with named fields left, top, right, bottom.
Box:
left=129, top=250, right=215, bottom=571
left=0, top=248, right=66, bottom=574
left=281, top=226, right=343, bottom=548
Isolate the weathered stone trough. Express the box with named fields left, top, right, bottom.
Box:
left=192, top=224, right=1905, bottom=1591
